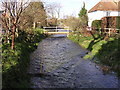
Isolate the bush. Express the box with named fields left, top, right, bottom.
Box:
left=92, top=20, right=102, bottom=30
left=116, top=16, right=120, bottom=29
left=2, top=43, right=30, bottom=88
left=95, top=37, right=120, bottom=76
left=2, top=28, right=47, bottom=88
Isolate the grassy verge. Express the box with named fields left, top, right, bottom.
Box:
left=69, top=33, right=120, bottom=76
left=2, top=28, right=47, bottom=88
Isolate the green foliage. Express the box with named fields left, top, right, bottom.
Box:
left=95, top=38, right=120, bottom=76
left=84, top=40, right=107, bottom=59
left=69, top=33, right=93, bottom=48
left=20, top=1, right=47, bottom=29
left=92, top=20, right=102, bottom=29
left=2, top=43, right=30, bottom=88
left=2, top=28, right=47, bottom=88
left=78, top=2, right=88, bottom=26
left=78, top=2, right=87, bottom=18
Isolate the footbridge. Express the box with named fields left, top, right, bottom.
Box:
left=43, top=27, right=71, bottom=36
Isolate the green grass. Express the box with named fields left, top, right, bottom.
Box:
left=84, top=40, right=107, bottom=59
left=69, top=34, right=93, bottom=48
left=69, top=33, right=120, bottom=76
left=95, top=38, right=120, bottom=76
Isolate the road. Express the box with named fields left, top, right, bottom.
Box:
left=28, top=36, right=119, bottom=88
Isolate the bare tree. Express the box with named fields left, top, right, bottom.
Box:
left=54, top=3, right=61, bottom=19
left=45, top=3, right=55, bottom=18
left=1, top=0, right=29, bottom=49
left=46, top=2, right=62, bottom=19
left=45, top=2, right=62, bottom=26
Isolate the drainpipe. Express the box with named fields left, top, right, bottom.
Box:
left=106, top=11, right=110, bottom=16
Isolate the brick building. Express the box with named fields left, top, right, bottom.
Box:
left=88, top=0, right=120, bottom=27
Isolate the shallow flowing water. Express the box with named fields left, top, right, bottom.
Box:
left=28, top=35, right=119, bottom=88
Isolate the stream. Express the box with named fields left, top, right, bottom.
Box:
left=28, top=34, right=119, bottom=88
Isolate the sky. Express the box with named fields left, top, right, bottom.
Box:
left=0, top=0, right=101, bottom=18
left=42, top=0, right=101, bottom=18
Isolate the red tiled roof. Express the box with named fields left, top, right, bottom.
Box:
left=88, top=0, right=120, bottom=13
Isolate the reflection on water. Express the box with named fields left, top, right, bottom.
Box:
left=51, top=34, right=67, bottom=37
left=47, top=29, right=70, bottom=32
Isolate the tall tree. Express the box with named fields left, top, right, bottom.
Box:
left=45, top=2, right=62, bottom=26
left=78, top=2, right=88, bottom=26
left=20, top=1, right=47, bottom=29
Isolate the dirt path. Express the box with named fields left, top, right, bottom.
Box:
left=28, top=37, right=119, bottom=88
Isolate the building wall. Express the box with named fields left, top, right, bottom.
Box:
left=88, top=11, right=119, bottom=27
left=0, top=12, right=2, bottom=43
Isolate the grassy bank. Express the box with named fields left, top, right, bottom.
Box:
left=2, top=28, right=47, bottom=88
left=69, top=33, right=120, bottom=76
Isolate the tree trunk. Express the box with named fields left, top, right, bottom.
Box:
left=11, top=25, right=15, bottom=49
left=7, top=30, right=10, bottom=43
left=33, top=22, right=36, bottom=28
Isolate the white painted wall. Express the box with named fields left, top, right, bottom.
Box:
left=88, top=11, right=119, bottom=27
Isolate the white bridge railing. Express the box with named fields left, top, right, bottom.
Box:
left=43, top=27, right=70, bottom=36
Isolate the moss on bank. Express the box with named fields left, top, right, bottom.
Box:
left=69, top=33, right=120, bottom=76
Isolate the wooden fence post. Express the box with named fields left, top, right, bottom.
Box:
left=108, top=28, right=111, bottom=37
